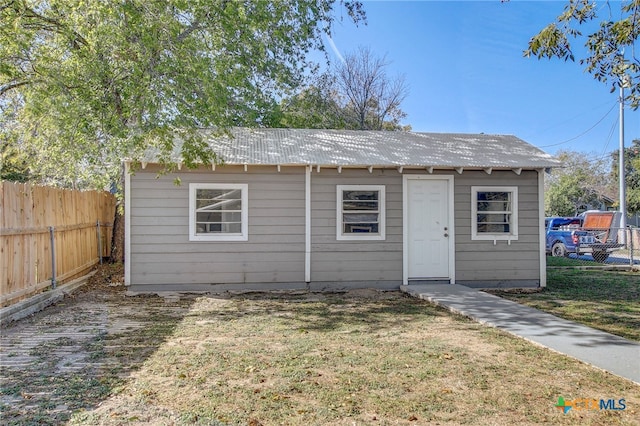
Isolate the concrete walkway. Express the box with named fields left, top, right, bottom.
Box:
left=401, top=284, right=640, bottom=385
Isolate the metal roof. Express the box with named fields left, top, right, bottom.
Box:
left=143, top=128, right=561, bottom=169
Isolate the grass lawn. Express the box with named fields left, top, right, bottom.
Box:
left=1, top=266, right=638, bottom=425
left=65, top=292, right=637, bottom=425
left=487, top=256, right=640, bottom=341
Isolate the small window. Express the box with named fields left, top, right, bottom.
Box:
left=471, top=186, right=518, bottom=240
left=337, top=185, right=385, bottom=241
left=189, top=183, right=248, bottom=241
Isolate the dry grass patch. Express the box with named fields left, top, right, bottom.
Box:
left=63, top=290, right=639, bottom=426
left=1, top=268, right=637, bottom=426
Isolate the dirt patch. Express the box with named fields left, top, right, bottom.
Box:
left=1, top=265, right=638, bottom=425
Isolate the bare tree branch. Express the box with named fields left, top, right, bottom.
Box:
left=334, top=46, right=408, bottom=130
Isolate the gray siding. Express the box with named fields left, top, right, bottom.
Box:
left=310, top=168, right=403, bottom=285
left=130, top=165, right=306, bottom=289
left=453, top=170, right=541, bottom=285
left=129, top=165, right=541, bottom=291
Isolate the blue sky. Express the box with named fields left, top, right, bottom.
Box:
left=321, top=0, right=639, bottom=163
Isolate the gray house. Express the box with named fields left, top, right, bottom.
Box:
left=124, top=128, right=560, bottom=292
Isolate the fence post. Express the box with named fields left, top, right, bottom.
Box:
left=49, top=226, right=57, bottom=289
left=629, top=228, right=634, bottom=267
left=97, top=220, right=103, bottom=265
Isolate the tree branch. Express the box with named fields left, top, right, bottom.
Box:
left=0, top=80, right=31, bottom=96
left=20, top=4, right=88, bottom=48
left=176, top=20, right=203, bottom=42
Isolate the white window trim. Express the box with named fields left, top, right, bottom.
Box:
left=336, top=184, right=386, bottom=241
left=471, top=186, right=518, bottom=241
left=189, top=183, right=248, bottom=241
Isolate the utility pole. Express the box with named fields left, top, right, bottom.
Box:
left=619, top=78, right=628, bottom=244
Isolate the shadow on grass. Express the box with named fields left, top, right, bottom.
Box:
left=0, top=286, right=454, bottom=425
left=0, top=287, right=197, bottom=426
left=209, top=291, right=453, bottom=334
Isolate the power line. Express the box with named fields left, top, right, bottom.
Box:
left=555, top=118, right=618, bottom=164
left=532, top=99, right=616, bottom=136
left=597, top=114, right=621, bottom=160
left=538, top=101, right=618, bottom=148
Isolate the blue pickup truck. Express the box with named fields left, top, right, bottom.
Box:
left=545, top=212, right=622, bottom=263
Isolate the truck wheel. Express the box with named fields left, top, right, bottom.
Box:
left=551, top=242, right=568, bottom=257
left=592, top=251, right=609, bottom=263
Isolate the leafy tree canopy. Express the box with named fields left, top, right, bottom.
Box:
left=0, top=0, right=365, bottom=188
left=1, top=135, right=31, bottom=183
left=525, top=0, right=640, bottom=108
left=276, top=73, right=349, bottom=129
left=611, top=138, right=640, bottom=213
left=545, top=150, right=610, bottom=216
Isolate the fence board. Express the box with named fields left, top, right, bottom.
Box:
left=0, top=181, right=116, bottom=307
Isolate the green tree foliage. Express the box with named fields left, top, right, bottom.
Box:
left=276, top=74, right=348, bottom=129
left=525, top=0, right=639, bottom=108
left=0, top=137, right=31, bottom=182
left=545, top=150, right=610, bottom=216
left=611, top=138, right=640, bottom=213
left=0, top=96, right=31, bottom=182
left=0, top=0, right=365, bottom=188
left=278, top=47, right=409, bottom=130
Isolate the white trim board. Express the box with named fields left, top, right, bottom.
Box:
left=538, top=169, right=547, bottom=288
left=305, top=165, right=311, bottom=283
left=124, top=160, right=131, bottom=286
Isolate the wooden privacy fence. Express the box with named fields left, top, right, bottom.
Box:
left=1, top=181, right=117, bottom=307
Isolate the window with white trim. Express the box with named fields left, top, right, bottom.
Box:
left=336, top=185, right=385, bottom=240
left=471, top=186, right=518, bottom=240
left=189, top=183, right=248, bottom=241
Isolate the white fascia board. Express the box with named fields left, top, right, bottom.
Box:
left=124, top=160, right=131, bottom=286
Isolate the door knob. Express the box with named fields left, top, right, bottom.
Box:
left=444, top=233, right=449, bottom=237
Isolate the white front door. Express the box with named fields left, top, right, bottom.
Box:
left=404, top=176, right=453, bottom=281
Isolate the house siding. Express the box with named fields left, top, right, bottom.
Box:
left=129, top=165, right=306, bottom=291
left=453, top=170, right=541, bottom=287
left=310, top=168, right=403, bottom=288
left=128, top=166, right=541, bottom=291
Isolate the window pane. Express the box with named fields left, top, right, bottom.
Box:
left=196, top=198, right=241, bottom=211
left=196, top=222, right=242, bottom=234
left=343, top=200, right=378, bottom=211
left=477, top=191, right=510, bottom=202
left=337, top=186, right=385, bottom=239
left=197, top=211, right=241, bottom=223
left=343, top=211, right=379, bottom=234
left=477, top=192, right=511, bottom=212
left=196, top=188, right=242, bottom=211
left=221, top=222, right=242, bottom=233
left=477, top=213, right=511, bottom=233
left=343, top=190, right=379, bottom=201
left=478, top=200, right=511, bottom=212
left=344, top=223, right=379, bottom=233
left=194, top=187, right=244, bottom=235
left=478, top=222, right=511, bottom=233
left=343, top=213, right=379, bottom=223
left=197, top=189, right=241, bottom=200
